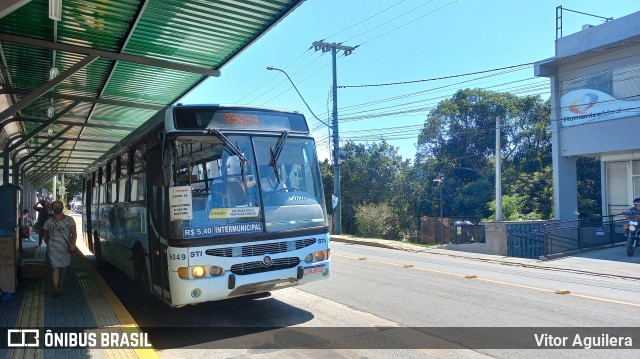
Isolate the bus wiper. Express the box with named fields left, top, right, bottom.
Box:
left=269, top=131, right=289, bottom=182
left=236, top=140, right=246, bottom=183
left=207, top=129, right=247, bottom=180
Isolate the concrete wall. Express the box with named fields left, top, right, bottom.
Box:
left=483, top=222, right=507, bottom=256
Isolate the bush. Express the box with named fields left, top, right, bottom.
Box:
left=355, top=203, right=398, bottom=239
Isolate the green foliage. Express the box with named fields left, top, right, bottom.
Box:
left=453, top=178, right=494, bottom=218
left=325, top=89, right=599, bottom=235
left=62, top=174, right=84, bottom=203
left=577, top=157, right=602, bottom=219
left=319, top=159, right=334, bottom=215
left=485, top=195, right=542, bottom=221
left=354, top=203, right=397, bottom=239
left=339, top=141, right=406, bottom=234
left=416, top=89, right=555, bottom=220
left=37, top=174, right=84, bottom=204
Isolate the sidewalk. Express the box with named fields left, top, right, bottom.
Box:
left=330, top=235, right=640, bottom=281
left=0, top=214, right=159, bottom=359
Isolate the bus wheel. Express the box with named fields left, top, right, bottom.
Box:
left=93, top=231, right=105, bottom=269
left=134, top=246, right=150, bottom=293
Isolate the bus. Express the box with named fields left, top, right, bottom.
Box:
left=82, top=104, right=330, bottom=307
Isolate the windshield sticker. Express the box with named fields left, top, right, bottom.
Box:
left=169, top=186, right=193, bottom=221
left=214, top=222, right=263, bottom=235
left=183, top=226, right=214, bottom=239
left=209, top=207, right=260, bottom=219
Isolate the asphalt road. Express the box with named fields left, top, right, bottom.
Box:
left=100, top=241, right=640, bottom=358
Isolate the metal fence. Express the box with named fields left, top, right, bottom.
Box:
left=544, top=215, right=627, bottom=255
left=506, top=215, right=627, bottom=258
left=450, top=218, right=486, bottom=244
left=506, top=222, right=546, bottom=258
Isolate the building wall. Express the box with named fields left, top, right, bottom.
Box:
left=536, top=11, right=640, bottom=220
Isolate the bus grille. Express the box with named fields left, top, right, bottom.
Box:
left=206, top=238, right=316, bottom=257
left=230, top=257, right=300, bottom=275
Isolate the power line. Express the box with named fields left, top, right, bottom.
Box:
left=353, top=0, right=461, bottom=47
left=322, top=0, right=409, bottom=42
left=338, top=63, right=533, bottom=88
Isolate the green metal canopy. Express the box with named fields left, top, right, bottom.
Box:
left=0, top=0, right=303, bottom=188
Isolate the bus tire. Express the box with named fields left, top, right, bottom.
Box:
left=133, top=245, right=150, bottom=293
left=93, top=231, right=105, bottom=269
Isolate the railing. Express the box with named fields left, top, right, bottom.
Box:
left=555, top=6, right=613, bottom=39
left=506, top=222, right=545, bottom=258
left=543, top=215, right=626, bottom=255
left=505, top=215, right=627, bottom=258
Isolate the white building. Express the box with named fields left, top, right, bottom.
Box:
left=535, top=11, right=640, bottom=220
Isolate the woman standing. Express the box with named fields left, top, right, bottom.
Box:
left=42, top=200, right=77, bottom=297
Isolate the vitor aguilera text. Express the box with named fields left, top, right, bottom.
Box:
left=534, top=333, right=632, bottom=349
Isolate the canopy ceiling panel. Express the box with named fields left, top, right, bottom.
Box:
left=0, top=0, right=304, bottom=187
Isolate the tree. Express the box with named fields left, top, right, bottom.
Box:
left=416, top=89, right=553, bottom=219
left=320, top=159, right=334, bottom=215
left=61, top=174, right=84, bottom=204
left=339, top=141, right=406, bottom=234
left=577, top=157, right=602, bottom=219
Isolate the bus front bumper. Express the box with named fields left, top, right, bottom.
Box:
left=169, top=260, right=330, bottom=306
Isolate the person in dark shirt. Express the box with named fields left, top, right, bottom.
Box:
left=623, top=197, right=640, bottom=220
left=33, top=199, right=50, bottom=246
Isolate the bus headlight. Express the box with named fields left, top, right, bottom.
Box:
left=192, top=266, right=206, bottom=278
left=314, top=250, right=325, bottom=261
left=304, top=253, right=313, bottom=263
left=209, top=266, right=225, bottom=276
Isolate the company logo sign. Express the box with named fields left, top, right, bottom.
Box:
left=560, top=89, right=640, bottom=127
left=568, top=93, right=598, bottom=114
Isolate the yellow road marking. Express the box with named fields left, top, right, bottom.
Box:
left=333, top=253, right=640, bottom=308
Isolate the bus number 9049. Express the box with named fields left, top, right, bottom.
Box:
left=169, top=253, right=186, bottom=261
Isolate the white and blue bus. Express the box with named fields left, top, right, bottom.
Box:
left=82, top=104, right=330, bottom=307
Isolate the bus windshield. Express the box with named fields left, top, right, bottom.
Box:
left=169, top=134, right=327, bottom=239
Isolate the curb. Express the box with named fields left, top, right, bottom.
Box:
left=330, top=235, right=640, bottom=282
left=331, top=236, right=403, bottom=251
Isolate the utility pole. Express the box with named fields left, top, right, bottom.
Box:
left=52, top=174, right=57, bottom=201
left=312, top=41, right=356, bottom=235
left=495, top=115, right=503, bottom=221
left=434, top=173, right=444, bottom=244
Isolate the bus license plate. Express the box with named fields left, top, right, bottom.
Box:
left=303, top=264, right=326, bottom=275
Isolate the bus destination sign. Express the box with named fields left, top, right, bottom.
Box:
left=174, top=107, right=309, bottom=133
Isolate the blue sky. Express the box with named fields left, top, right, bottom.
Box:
left=180, top=0, right=639, bottom=162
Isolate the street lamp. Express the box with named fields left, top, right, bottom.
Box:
left=266, top=66, right=331, bottom=128
left=267, top=66, right=341, bottom=234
